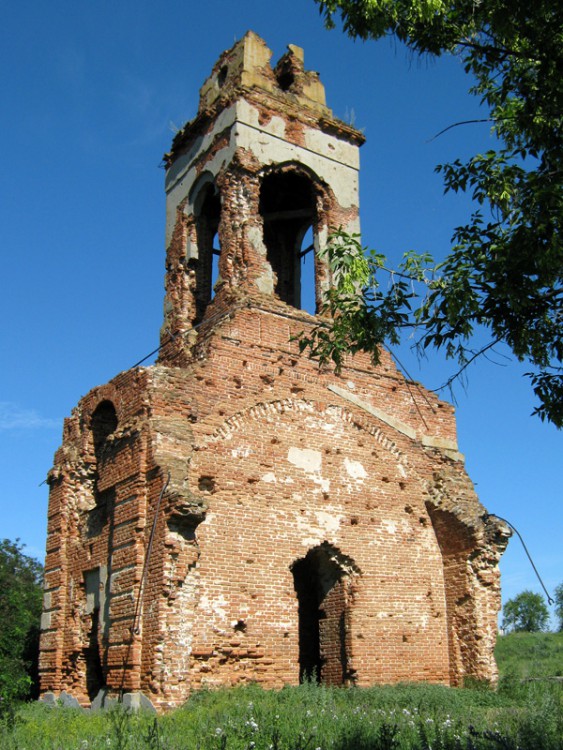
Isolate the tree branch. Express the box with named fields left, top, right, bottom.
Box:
left=430, top=339, right=502, bottom=393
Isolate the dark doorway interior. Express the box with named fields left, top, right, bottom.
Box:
left=291, top=545, right=353, bottom=685
left=85, top=607, right=105, bottom=700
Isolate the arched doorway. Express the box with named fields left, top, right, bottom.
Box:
left=291, top=544, right=357, bottom=685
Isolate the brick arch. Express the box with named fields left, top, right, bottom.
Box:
left=203, top=396, right=409, bottom=469
left=187, top=172, right=221, bottom=322
left=258, top=162, right=334, bottom=311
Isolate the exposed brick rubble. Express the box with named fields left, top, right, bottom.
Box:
left=39, top=31, right=510, bottom=710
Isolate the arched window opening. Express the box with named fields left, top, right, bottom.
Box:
left=211, top=231, right=220, bottom=297
left=260, top=170, right=317, bottom=309
left=291, top=545, right=354, bottom=685
left=90, top=401, right=118, bottom=512
left=300, top=225, right=316, bottom=315
left=91, top=401, right=118, bottom=460
left=193, top=181, right=221, bottom=323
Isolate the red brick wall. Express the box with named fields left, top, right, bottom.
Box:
left=40, top=305, right=509, bottom=709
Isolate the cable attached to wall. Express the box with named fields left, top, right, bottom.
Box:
left=484, top=512, right=554, bottom=604
left=129, top=303, right=438, bottom=438
left=117, top=470, right=171, bottom=700
left=131, top=470, right=171, bottom=636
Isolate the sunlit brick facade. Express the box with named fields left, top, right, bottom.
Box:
left=39, top=32, right=509, bottom=710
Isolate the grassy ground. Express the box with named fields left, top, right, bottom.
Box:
left=496, top=630, right=563, bottom=679
left=1, top=633, right=561, bottom=749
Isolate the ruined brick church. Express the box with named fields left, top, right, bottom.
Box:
left=39, top=32, right=509, bottom=710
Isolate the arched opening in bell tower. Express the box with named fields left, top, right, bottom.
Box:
left=192, top=177, right=221, bottom=323
left=291, top=544, right=356, bottom=686
left=259, top=168, right=317, bottom=311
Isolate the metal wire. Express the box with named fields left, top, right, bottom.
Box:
left=485, top=512, right=554, bottom=604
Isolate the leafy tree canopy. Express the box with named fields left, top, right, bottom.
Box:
left=0, top=539, right=43, bottom=710
left=502, top=590, right=550, bottom=633
left=306, top=0, right=563, bottom=426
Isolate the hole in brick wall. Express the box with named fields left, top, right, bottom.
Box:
left=90, top=401, right=118, bottom=513
left=218, top=65, right=228, bottom=87
left=419, top=516, right=428, bottom=526
left=399, top=481, right=407, bottom=490
left=350, top=516, right=359, bottom=525
left=198, top=476, right=216, bottom=492
left=83, top=569, right=106, bottom=700
left=381, top=476, right=390, bottom=483
left=85, top=606, right=105, bottom=700
left=91, top=401, right=118, bottom=453
left=404, top=504, right=413, bottom=514
left=233, top=619, right=247, bottom=633
left=277, top=70, right=295, bottom=91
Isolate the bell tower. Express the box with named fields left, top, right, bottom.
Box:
left=159, top=31, right=365, bottom=363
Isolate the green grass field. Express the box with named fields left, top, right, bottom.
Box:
left=496, top=630, right=563, bottom=679
left=1, top=633, right=561, bottom=750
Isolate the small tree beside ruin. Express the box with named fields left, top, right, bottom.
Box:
left=502, top=590, right=550, bottom=633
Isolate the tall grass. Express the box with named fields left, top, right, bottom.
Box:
left=2, top=679, right=561, bottom=750
left=2, top=633, right=561, bottom=750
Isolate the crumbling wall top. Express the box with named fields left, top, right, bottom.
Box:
left=164, top=31, right=364, bottom=170
left=198, top=31, right=330, bottom=116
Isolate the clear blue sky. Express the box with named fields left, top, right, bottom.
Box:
left=1, top=0, right=560, bottom=625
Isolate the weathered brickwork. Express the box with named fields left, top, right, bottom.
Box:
left=39, top=32, right=510, bottom=710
